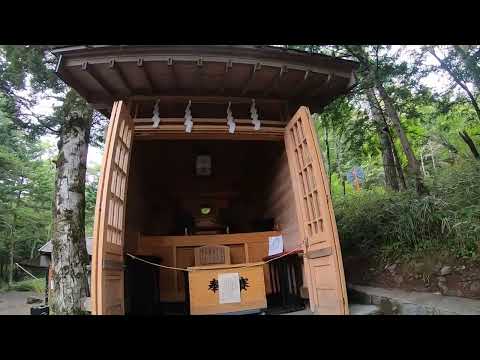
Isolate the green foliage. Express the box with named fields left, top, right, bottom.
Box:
left=85, top=163, right=100, bottom=237
left=3, top=278, right=45, bottom=293
left=335, top=160, right=480, bottom=263
left=0, top=96, right=55, bottom=283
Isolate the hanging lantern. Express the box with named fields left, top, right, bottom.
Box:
left=226, top=101, right=236, bottom=134
left=250, top=99, right=261, bottom=130
left=184, top=100, right=193, bottom=133
left=152, top=99, right=161, bottom=128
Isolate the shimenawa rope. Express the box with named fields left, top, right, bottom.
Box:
left=126, top=247, right=302, bottom=272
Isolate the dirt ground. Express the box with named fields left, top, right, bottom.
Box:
left=0, top=291, right=42, bottom=315
left=343, top=255, right=480, bottom=299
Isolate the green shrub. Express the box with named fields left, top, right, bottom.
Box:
left=8, top=278, right=45, bottom=293
left=334, top=160, right=480, bottom=263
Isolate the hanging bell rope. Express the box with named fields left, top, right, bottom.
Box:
left=152, top=99, right=161, bottom=128
left=184, top=100, right=193, bottom=133
left=226, top=101, right=236, bottom=134
left=250, top=98, right=261, bottom=130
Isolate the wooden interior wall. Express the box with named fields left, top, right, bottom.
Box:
left=124, top=146, right=145, bottom=253
left=131, top=140, right=284, bottom=235
left=264, top=151, right=302, bottom=252
left=136, top=231, right=280, bottom=302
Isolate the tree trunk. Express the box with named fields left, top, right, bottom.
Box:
left=8, top=189, right=22, bottom=286
left=388, top=129, right=408, bottom=190
left=459, top=130, right=480, bottom=160
left=8, top=238, right=14, bottom=286
left=366, top=88, right=400, bottom=191
left=50, top=96, right=92, bottom=315
left=376, top=83, right=428, bottom=195
left=30, top=238, right=37, bottom=260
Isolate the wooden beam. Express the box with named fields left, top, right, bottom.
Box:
left=57, top=66, right=92, bottom=103
left=220, top=60, right=233, bottom=94
left=137, top=58, right=154, bottom=94
left=127, top=95, right=288, bottom=106
left=263, top=65, right=287, bottom=97
left=109, top=60, right=132, bottom=95
left=168, top=58, right=179, bottom=91
left=133, top=117, right=287, bottom=126
left=64, top=52, right=352, bottom=78
left=241, top=62, right=261, bottom=95
left=81, top=62, right=114, bottom=99
left=309, top=72, right=334, bottom=98
left=134, top=124, right=284, bottom=141
left=288, top=69, right=310, bottom=97
left=194, top=58, right=204, bottom=94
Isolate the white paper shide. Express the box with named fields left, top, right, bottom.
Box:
left=218, top=272, right=241, bottom=304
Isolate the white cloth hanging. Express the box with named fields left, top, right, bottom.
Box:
left=250, top=99, right=261, bottom=130
left=184, top=100, right=193, bottom=133
left=227, top=101, right=236, bottom=134
left=152, top=99, right=161, bottom=128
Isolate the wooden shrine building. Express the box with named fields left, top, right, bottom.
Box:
left=52, top=45, right=358, bottom=315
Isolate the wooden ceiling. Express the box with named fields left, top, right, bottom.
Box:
left=52, top=45, right=358, bottom=119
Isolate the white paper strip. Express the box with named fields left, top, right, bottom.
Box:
left=268, top=235, right=284, bottom=256
left=226, top=101, right=236, bottom=134
left=152, top=99, right=161, bottom=128
left=218, top=272, right=241, bottom=304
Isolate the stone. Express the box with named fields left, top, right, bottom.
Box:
left=394, top=275, right=404, bottom=284
left=440, top=266, right=452, bottom=276
left=469, top=281, right=480, bottom=292
left=438, top=279, right=448, bottom=294
left=445, top=289, right=462, bottom=297
left=26, top=296, right=42, bottom=304
left=437, top=276, right=447, bottom=282
left=387, top=264, right=397, bottom=273
left=414, top=262, right=424, bottom=273
left=433, top=264, right=442, bottom=273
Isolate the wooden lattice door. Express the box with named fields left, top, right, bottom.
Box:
left=92, top=101, right=134, bottom=315
left=284, top=106, right=348, bottom=315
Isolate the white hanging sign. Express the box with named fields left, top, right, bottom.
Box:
left=268, top=235, right=284, bottom=256
left=218, top=272, right=241, bottom=304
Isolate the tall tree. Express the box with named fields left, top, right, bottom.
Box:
left=344, top=45, right=428, bottom=194
left=0, top=96, right=54, bottom=285
left=49, top=91, right=92, bottom=314
left=365, top=87, right=399, bottom=191
left=0, top=45, right=106, bottom=313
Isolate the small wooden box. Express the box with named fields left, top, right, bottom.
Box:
left=187, top=263, right=267, bottom=315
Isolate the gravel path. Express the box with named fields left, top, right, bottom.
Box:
left=0, top=291, right=43, bottom=315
